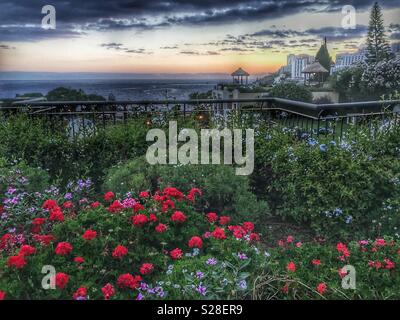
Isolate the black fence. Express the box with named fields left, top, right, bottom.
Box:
left=1, top=97, right=399, bottom=140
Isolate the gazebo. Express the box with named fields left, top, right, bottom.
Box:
left=231, top=67, right=250, bottom=85
left=302, top=61, right=329, bottom=86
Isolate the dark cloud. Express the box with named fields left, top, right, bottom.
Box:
left=100, top=42, right=151, bottom=54
left=0, top=0, right=398, bottom=42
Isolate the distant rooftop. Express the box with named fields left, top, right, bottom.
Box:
left=231, top=68, right=250, bottom=77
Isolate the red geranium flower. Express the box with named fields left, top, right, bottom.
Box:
left=171, top=211, right=186, bottom=223
left=149, top=213, right=157, bottom=223
left=90, top=201, right=101, bottom=209
left=0, top=290, right=6, bottom=300
left=212, top=227, right=226, bottom=240
left=188, top=236, right=203, bottom=249
left=112, top=245, right=128, bottom=259
left=117, top=274, right=142, bottom=289
left=63, top=201, right=73, bottom=209
left=163, top=187, right=184, bottom=200
left=33, top=234, right=55, bottom=246
left=139, top=191, right=150, bottom=198
left=206, top=212, right=218, bottom=223
left=155, top=223, right=167, bottom=233
left=131, top=214, right=148, bottom=226
left=286, top=235, right=294, bottom=243
left=133, top=203, right=145, bottom=213
left=49, top=207, right=64, bottom=222
left=55, top=272, right=69, bottom=290
left=286, top=261, right=296, bottom=272
left=242, top=222, right=254, bottom=232
left=101, top=283, right=115, bottom=300
left=375, top=238, right=386, bottom=246
left=55, top=242, right=73, bottom=256
left=229, top=226, right=246, bottom=239
left=219, top=216, right=231, bottom=225
left=104, top=191, right=115, bottom=202
left=42, top=199, right=58, bottom=210
left=161, top=199, right=175, bottom=212
left=74, top=256, right=85, bottom=264
left=108, top=200, right=124, bottom=213
left=82, top=229, right=97, bottom=241
left=316, top=282, right=327, bottom=295
left=170, top=248, right=183, bottom=260
left=18, top=245, right=36, bottom=256
left=7, top=255, right=27, bottom=269
left=140, top=263, right=154, bottom=275
left=249, top=233, right=260, bottom=242
left=312, top=259, right=321, bottom=266
left=186, top=188, right=202, bottom=202
left=73, top=287, right=87, bottom=300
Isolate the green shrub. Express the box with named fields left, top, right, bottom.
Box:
left=103, top=159, right=269, bottom=224
left=269, top=83, right=313, bottom=102
left=0, top=160, right=50, bottom=195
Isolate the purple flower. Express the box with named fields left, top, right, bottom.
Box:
left=237, top=252, right=248, bottom=260
left=196, top=284, right=207, bottom=296
left=195, top=271, right=204, bottom=279
left=206, top=258, right=217, bottom=266
left=136, top=293, right=144, bottom=300
left=238, top=280, right=247, bottom=290
left=64, top=193, right=73, bottom=200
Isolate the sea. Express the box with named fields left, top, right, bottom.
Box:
left=0, top=72, right=234, bottom=100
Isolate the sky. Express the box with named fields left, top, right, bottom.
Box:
left=0, top=0, right=399, bottom=75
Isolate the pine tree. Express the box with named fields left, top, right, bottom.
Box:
left=365, top=2, right=394, bottom=64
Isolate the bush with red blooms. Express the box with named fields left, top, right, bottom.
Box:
left=1, top=185, right=400, bottom=300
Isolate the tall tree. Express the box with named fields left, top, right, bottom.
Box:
left=365, top=2, right=394, bottom=64
left=315, top=37, right=332, bottom=80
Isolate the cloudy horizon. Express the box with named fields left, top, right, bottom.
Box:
left=0, top=0, right=399, bottom=75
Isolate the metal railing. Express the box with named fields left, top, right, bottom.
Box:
left=1, top=98, right=399, bottom=140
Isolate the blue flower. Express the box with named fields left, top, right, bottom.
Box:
left=345, top=215, right=353, bottom=224
left=319, top=144, right=327, bottom=152
left=238, top=280, right=247, bottom=290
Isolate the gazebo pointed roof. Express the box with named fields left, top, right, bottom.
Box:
left=231, top=67, right=250, bottom=77
left=302, top=62, right=329, bottom=74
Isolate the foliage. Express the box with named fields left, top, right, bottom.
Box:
left=103, top=158, right=269, bottom=224
left=269, top=83, right=313, bottom=103
left=0, top=184, right=262, bottom=300
left=268, top=124, right=400, bottom=240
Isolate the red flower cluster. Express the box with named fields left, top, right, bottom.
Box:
left=170, top=248, right=183, bottom=260
left=117, top=274, right=142, bottom=289
left=82, top=229, right=97, bottom=241
left=211, top=227, right=226, bottom=240
left=286, top=261, right=296, bottom=272
left=101, top=283, right=115, bottom=300
left=0, top=290, right=6, bottom=300
left=7, top=255, right=27, bottom=269
left=219, top=216, right=231, bottom=225
left=188, top=236, right=203, bottom=248
left=33, top=234, right=55, bottom=246
left=163, top=187, right=184, bottom=200
left=155, top=223, right=167, bottom=233
left=131, top=214, right=148, bottom=226
left=103, top=191, right=115, bottom=202
left=32, top=217, right=46, bottom=233
left=139, top=191, right=149, bottom=198
left=55, top=272, right=69, bottom=290
left=55, top=242, right=73, bottom=256
left=186, top=188, right=202, bottom=202
left=171, top=211, right=186, bottom=223
left=140, top=263, right=154, bottom=275
left=18, top=245, right=36, bottom=256
left=206, top=212, right=218, bottom=223
left=336, top=242, right=350, bottom=261
left=316, top=282, right=327, bottom=295
left=112, top=245, right=128, bottom=259
left=73, top=287, right=87, bottom=300
left=49, top=207, right=65, bottom=222
left=108, top=200, right=123, bottom=214
left=74, top=256, right=85, bottom=264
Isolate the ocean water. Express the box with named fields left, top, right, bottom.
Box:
left=0, top=78, right=227, bottom=100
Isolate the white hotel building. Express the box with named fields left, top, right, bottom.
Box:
left=286, top=54, right=315, bottom=80
left=330, top=48, right=366, bottom=73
